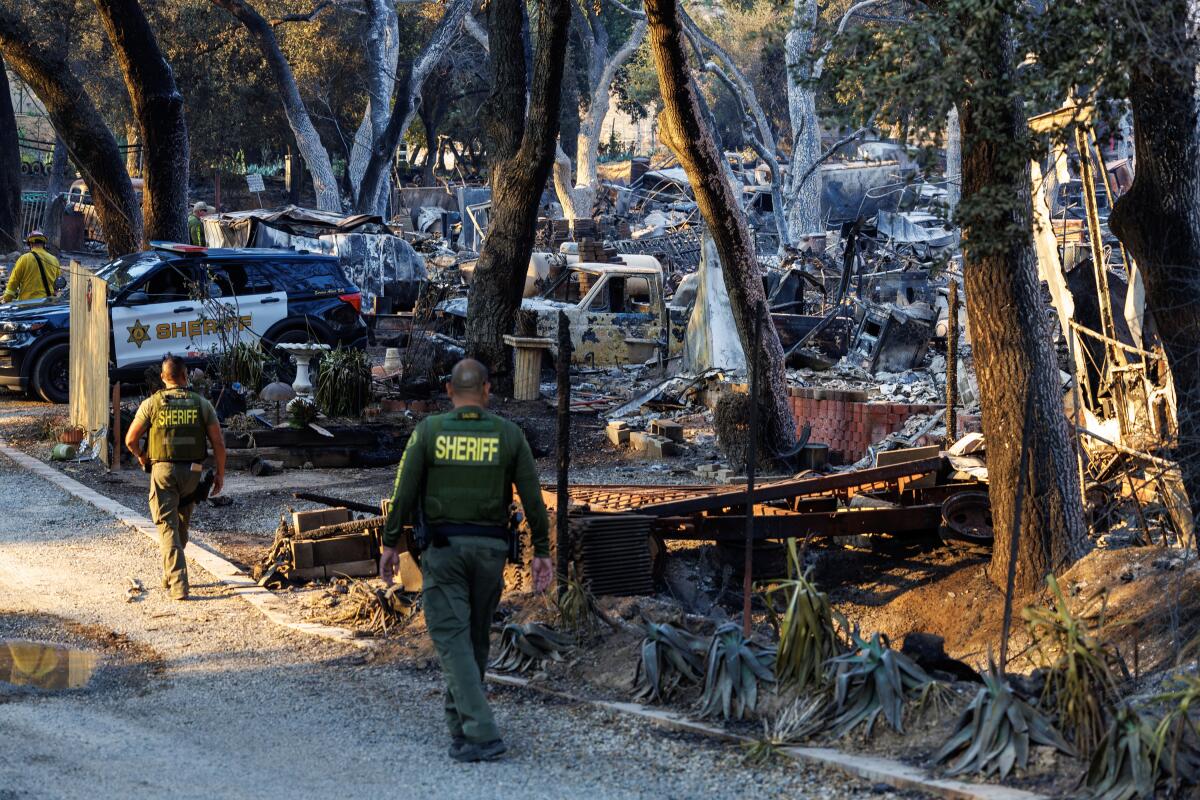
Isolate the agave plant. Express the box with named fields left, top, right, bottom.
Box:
left=935, top=664, right=1074, bottom=780
left=1085, top=704, right=1160, bottom=800
left=488, top=623, right=575, bottom=673
left=1152, top=674, right=1200, bottom=793
left=822, top=630, right=943, bottom=738
left=744, top=694, right=828, bottom=763
left=632, top=621, right=707, bottom=704
left=1023, top=574, right=1122, bottom=755
left=757, top=539, right=840, bottom=693
left=696, top=623, right=776, bottom=721
left=315, top=346, right=373, bottom=418
left=549, top=566, right=607, bottom=638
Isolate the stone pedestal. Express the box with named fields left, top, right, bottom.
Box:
left=503, top=335, right=554, bottom=401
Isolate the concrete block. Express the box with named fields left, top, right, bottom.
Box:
left=606, top=420, right=631, bottom=447
left=643, top=435, right=677, bottom=459
left=628, top=430, right=652, bottom=452
left=651, top=419, right=685, bottom=443
left=292, top=507, right=352, bottom=534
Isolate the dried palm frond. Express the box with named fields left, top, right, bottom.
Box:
left=824, top=630, right=937, bottom=738
left=1023, top=574, right=1122, bottom=756
left=488, top=623, right=575, bottom=673
left=935, top=664, right=1074, bottom=780
left=317, top=579, right=419, bottom=636
left=632, top=621, right=707, bottom=704
left=696, top=622, right=776, bottom=721
left=757, top=538, right=840, bottom=693
left=1085, top=704, right=1160, bottom=800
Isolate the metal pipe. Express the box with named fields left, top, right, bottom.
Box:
left=555, top=310, right=572, bottom=592
left=742, top=300, right=763, bottom=637
left=945, top=279, right=959, bottom=444
left=1000, top=387, right=1036, bottom=673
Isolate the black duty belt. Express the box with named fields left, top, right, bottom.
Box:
left=429, top=523, right=508, bottom=541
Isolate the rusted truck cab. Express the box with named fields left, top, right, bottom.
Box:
left=525, top=263, right=666, bottom=366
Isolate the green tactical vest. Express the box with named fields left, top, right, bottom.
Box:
left=421, top=408, right=509, bottom=525
left=148, top=390, right=208, bottom=463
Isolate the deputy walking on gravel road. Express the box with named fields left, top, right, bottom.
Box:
left=380, top=358, right=552, bottom=763
left=125, top=355, right=226, bottom=600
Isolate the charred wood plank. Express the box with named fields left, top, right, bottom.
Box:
left=634, top=457, right=944, bottom=517
left=652, top=505, right=943, bottom=540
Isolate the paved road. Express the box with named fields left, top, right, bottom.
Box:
left=0, top=452, right=911, bottom=800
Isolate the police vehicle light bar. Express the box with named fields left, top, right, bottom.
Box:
left=150, top=241, right=208, bottom=255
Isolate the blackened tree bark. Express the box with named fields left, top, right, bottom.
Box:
left=955, top=14, right=1087, bottom=594
left=93, top=0, right=189, bottom=245
left=1109, top=0, right=1200, bottom=533
left=0, top=10, right=140, bottom=256
left=0, top=57, right=21, bottom=252
left=42, top=136, right=69, bottom=250
left=418, top=82, right=450, bottom=186
left=210, top=0, right=340, bottom=211
left=643, top=0, right=797, bottom=457
left=464, top=0, right=571, bottom=391
left=355, top=0, right=472, bottom=215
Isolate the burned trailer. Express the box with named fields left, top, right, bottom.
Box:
left=539, top=454, right=992, bottom=593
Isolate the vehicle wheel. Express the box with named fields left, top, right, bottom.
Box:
left=31, top=162, right=43, bottom=176
left=19, top=163, right=29, bottom=176
left=263, top=327, right=318, bottom=385
left=32, top=343, right=70, bottom=404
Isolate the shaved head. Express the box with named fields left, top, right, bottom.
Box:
left=449, top=359, right=489, bottom=403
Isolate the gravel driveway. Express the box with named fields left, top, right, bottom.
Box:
left=0, top=445, right=921, bottom=799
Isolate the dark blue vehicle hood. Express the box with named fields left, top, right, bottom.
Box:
left=0, top=297, right=69, bottom=321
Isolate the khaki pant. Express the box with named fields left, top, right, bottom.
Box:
left=149, top=462, right=201, bottom=598
left=421, top=536, right=508, bottom=744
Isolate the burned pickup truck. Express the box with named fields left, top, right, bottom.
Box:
left=439, top=261, right=667, bottom=366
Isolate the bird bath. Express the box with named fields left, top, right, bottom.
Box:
left=277, top=343, right=331, bottom=397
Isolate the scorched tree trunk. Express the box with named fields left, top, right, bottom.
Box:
left=464, top=0, right=571, bottom=393
left=956, top=15, right=1087, bottom=595
left=93, top=0, right=189, bottom=245
left=1109, top=0, right=1200, bottom=537
left=644, top=0, right=797, bottom=459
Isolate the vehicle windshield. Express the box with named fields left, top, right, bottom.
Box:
left=95, top=251, right=165, bottom=292
left=538, top=267, right=604, bottom=304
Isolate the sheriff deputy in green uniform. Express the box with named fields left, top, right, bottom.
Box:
left=124, top=355, right=227, bottom=600
left=380, top=358, right=552, bottom=763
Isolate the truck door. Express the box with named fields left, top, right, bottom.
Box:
left=577, top=275, right=660, bottom=365
left=110, top=261, right=202, bottom=369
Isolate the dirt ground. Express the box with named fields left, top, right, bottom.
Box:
left=4, top=394, right=1198, bottom=797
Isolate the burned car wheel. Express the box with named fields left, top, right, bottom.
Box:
left=33, top=343, right=70, bottom=404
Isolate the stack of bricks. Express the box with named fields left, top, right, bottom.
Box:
left=787, top=386, right=942, bottom=464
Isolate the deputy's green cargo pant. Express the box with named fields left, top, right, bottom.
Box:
left=149, top=462, right=200, bottom=598
left=421, top=535, right=508, bottom=744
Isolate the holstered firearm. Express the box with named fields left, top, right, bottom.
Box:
left=181, top=469, right=215, bottom=507
left=411, top=497, right=432, bottom=552
left=507, top=507, right=524, bottom=565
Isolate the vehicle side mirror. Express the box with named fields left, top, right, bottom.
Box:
left=125, top=290, right=149, bottom=304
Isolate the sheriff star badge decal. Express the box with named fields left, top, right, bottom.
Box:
left=127, top=320, right=151, bottom=348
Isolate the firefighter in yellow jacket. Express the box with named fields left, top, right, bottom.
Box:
left=3, top=231, right=61, bottom=303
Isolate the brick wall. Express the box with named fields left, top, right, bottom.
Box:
left=787, top=386, right=980, bottom=463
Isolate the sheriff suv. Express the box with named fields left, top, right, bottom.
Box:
left=0, top=243, right=368, bottom=403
